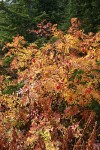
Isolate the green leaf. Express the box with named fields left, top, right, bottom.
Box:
left=69, top=69, right=84, bottom=81
left=87, top=99, right=100, bottom=115
left=96, top=60, right=100, bottom=65
left=2, top=82, right=24, bottom=94
left=49, top=36, right=59, bottom=44
left=3, top=56, right=14, bottom=67
left=2, top=85, right=16, bottom=94
left=58, top=99, right=67, bottom=113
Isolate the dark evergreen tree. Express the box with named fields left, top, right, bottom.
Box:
left=65, top=0, right=100, bottom=32
left=0, top=0, right=100, bottom=46
left=79, top=0, right=100, bottom=32
left=0, top=0, right=47, bottom=44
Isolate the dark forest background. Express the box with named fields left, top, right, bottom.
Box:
left=0, top=0, right=100, bottom=45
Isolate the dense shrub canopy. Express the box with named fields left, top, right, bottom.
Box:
left=0, top=19, right=100, bottom=149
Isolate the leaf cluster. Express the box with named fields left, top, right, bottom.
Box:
left=0, top=19, right=100, bottom=149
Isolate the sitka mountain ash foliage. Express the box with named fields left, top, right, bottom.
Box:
left=0, top=18, right=100, bottom=150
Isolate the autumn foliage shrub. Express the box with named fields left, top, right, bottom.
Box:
left=0, top=19, right=100, bottom=150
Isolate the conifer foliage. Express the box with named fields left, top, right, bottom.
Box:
left=0, top=0, right=100, bottom=45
